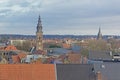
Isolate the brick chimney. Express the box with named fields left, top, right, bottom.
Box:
left=96, top=71, right=102, bottom=80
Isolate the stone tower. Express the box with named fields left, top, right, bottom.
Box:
left=36, top=15, right=43, bottom=50
left=97, top=27, right=102, bottom=40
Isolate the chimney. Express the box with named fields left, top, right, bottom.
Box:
left=96, top=71, right=102, bottom=80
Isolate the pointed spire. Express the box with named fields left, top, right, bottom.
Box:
left=38, top=15, right=41, bottom=23
left=37, top=15, right=42, bottom=33
left=99, top=27, right=101, bottom=34
left=97, top=27, right=102, bottom=40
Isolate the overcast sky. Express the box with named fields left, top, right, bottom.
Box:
left=0, top=0, right=120, bottom=35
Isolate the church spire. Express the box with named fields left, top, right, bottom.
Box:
left=37, top=15, right=42, bottom=33
left=97, top=27, right=102, bottom=40
left=36, top=15, right=43, bottom=51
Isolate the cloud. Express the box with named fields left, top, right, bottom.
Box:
left=0, top=0, right=120, bottom=35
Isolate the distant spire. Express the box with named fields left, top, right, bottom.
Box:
left=99, top=27, right=101, bottom=34
left=97, top=27, right=102, bottom=40
left=36, top=15, right=42, bottom=33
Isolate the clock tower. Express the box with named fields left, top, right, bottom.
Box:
left=36, top=15, right=43, bottom=50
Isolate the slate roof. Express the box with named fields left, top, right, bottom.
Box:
left=56, top=64, right=96, bottom=80
left=48, top=48, right=71, bottom=56
left=94, top=62, right=120, bottom=80
left=71, top=44, right=81, bottom=53
left=34, top=50, right=43, bottom=54
left=89, top=51, right=112, bottom=61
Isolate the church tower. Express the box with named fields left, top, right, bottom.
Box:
left=97, top=27, right=102, bottom=40
left=36, top=15, right=43, bottom=50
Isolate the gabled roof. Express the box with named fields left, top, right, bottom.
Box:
left=56, top=64, right=96, bottom=80
left=89, top=51, right=112, bottom=61
left=94, top=62, right=120, bottom=80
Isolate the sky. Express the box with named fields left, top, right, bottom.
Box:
left=0, top=0, right=120, bottom=35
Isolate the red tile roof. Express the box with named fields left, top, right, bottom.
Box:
left=0, top=64, right=56, bottom=80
